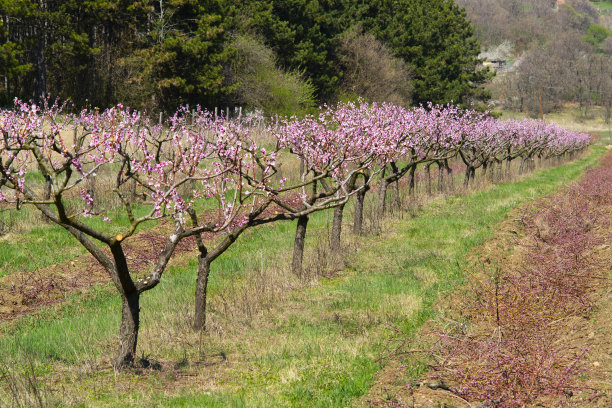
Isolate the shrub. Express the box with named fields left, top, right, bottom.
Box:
left=225, top=34, right=316, bottom=117
left=337, top=29, right=413, bottom=106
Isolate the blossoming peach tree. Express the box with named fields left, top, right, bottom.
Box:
left=0, top=98, right=591, bottom=369
left=0, top=101, right=285, bottom=367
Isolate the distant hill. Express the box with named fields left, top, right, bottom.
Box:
left=456, top=0, right=612, bottom=118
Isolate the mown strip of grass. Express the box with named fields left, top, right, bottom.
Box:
left=0, top=146, right=605, bottom=407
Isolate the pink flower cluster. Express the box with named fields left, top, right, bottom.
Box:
left=0, top=99, right=591, bottom=229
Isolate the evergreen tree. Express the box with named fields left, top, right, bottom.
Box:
left=240, top=0, right=491, bottom=105
left=352, top=0, right=492, bottom=105
left=139, top=0, right=233, bottom=112
left=241, top=0, right=347, bottom=101
left=1, top=0, right=492, bottom=110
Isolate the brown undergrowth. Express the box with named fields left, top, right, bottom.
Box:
left=362, top=151, right=612, bottom=408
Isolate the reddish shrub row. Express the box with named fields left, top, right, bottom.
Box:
left=434, top=152, right=612, bottom=407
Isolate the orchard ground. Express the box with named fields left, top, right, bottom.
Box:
left=361, top=148, right=612, bottom=407
left=0, top=112, right=610, bottom=406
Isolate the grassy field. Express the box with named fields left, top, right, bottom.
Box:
left=0, top=147, right=606, bottom=407
left=591, top=0, right=612, bottom=9
left=594, top=130, right=612, bottom=144
left=500, top=106, right=612, bottom=134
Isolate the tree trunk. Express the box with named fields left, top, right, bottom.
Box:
left=506, top=158, right=512, bottom=178
left=108, top=242, right=141, bottom=369
left=353, top=186, right=368, bottom=235
left=444, top=160, right=453, bottom=192
left=377, top=168, right=388, bottom=219
left=292, top=215, right=309, bottom=276
left=518, top=158, right=526, bottom=175
left=330, top=204, right=345, bottom=252
left=408, top=164, right=417, bottom=198
left=193, top=255, right=211, bottom=331
left=44, top=178, right=51, bottom=200
left=425, top=163, right=432, bottom=196
left=464, top=165, right=471, bottom=188
left=115, top=291, right=140, bottom=368
left=393, top=180, right=401, bottom=211
left=437, top=161, right=444, bottom=192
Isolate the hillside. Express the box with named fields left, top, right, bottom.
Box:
left=457, top=0, right=612, bottom=120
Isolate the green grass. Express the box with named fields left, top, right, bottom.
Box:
left=594, top=130, right=612, bottom=144
left=0, top=203, right=152, bottom=277
left=0, top=146, right=606, bottom=407
left=0, top=197, right=216, bottom=278
left=591, top=0, right=612, bottom=9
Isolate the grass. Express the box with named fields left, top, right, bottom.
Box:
left=0, top=195, right=219, bottom=278
left=594, top=130, right=612, bottom=144
left=591, top=0, right=612, bottom=9
left=499, top=106, right=612, bottom=133
left=0, top=203, right=153, bottom=277
left=0, top=146, right=606, bottom=407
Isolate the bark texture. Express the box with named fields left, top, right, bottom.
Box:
left=116, top=292, right=140, bottom=368
left=193, top=254, right=211, bottom=331
left=330, top=203, right=345, bottom=251
left=292, top=215, right=309, bottom=276
left=353, top=185, right=368, bottom=235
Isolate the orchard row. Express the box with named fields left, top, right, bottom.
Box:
left=0, top=99, right=591, bottom=367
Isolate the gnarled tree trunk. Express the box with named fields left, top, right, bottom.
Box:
left=408, top=164, right=417, bottom=198
left=292, top=215, right=309, bottom=276
left=353, top=185, right=368, bottom=235
left=193, top=254, right=211, bottom=331
left=116, top=292, right=140, bottom=368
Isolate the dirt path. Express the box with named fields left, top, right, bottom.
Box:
left=359, top=151, right=612, bottom=407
